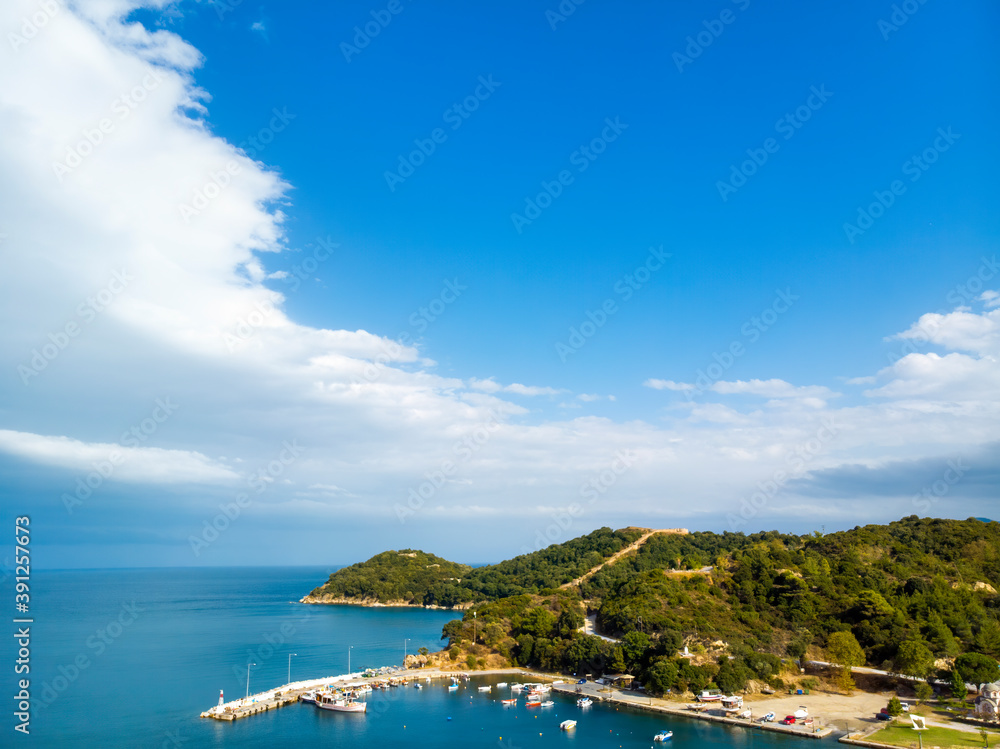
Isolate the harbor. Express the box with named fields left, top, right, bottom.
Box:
left=202, top=665, right=838, bottom=741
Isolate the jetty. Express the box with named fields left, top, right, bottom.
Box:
left=551, top=681, right=835, bottom=740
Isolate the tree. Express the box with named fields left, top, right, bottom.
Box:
left=914, top=681, right=933, bottom=704
left=828, top=631, right=866, bottom=668
left=951, top=667, right=969, bottom=698
left=418, top=647, right=429, bottom=656
left=894, top=640, right=935, bottom=680
left=887, top=695, right=903, bottom=717
left=441, top=619, right=465, bottom=645
left=954, top=653, right=1000, bottom=686
left=646, top=659, right=679, bottom=696
left=621, top=631, right=650, bottom=672
left=828, top=631, right=865, bottom=694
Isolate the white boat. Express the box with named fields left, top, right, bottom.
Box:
left=414, top=683, right=423, bottom=689
left=721, top=695, right=743, bottom=709
left=793, top=707, right=809, bottom=719
left=577, top=697, right=593, bottom=707
left=560, top=720, right=577, bottom=730
left=654, top=730, right=673, bottom=741
left=496, top=682, right=507, bottom=688
left=501, top=698, right=517, bottom=706
left=540, top=700, right=554, bottom=707
left=739, top=709, right=752, bottom=719
left=510, top=683, right=524, bottom=691
left=447, top=684, right=459, bottom=692
left=300, top=690, right=318, bottom=704
left=315, top=693, right=367, bottom=713
left=760, top=712, right=776, bottom=723
left=478, top=685, right=491, bottom=692
left=699, top=689, right=723, bottom=701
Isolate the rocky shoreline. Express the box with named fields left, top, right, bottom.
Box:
left=298, top=594, right=471, bottom=610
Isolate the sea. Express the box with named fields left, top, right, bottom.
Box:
left=4, top=567, right=807, bottom=747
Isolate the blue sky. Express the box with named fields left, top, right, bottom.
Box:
left=0, top=0, right=998, bottom=569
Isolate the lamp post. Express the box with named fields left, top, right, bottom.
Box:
left=404, top=638, right=410, bottom=663
left=246, top=662, right=256, bottom=700
left=288, top=653, right=297, bottom=684
left=348, top=645, right=353, bottom=675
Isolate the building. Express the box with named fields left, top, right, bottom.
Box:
left=975, top=682, right=1000, bottom=720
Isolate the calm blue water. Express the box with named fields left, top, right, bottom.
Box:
left=2, top=568, right=812, bottom=747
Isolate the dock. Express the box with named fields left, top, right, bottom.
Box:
left=551, top=682, right=836, bottom=740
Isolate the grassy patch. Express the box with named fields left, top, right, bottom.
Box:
left=873, top=722, right=1000, bottom=748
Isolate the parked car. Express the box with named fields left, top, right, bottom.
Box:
left=577, top=679, right=586, bottom=684
left=781, top=715, right=797, bottom=725
left=876, top=711, right=892, bottom=721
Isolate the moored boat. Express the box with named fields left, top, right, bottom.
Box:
left=501, top=698, right=517, bottom=705
left=300, top=690, right=318, bottom=704
left=560, top=719, right=577, bottom=730
left=654, top=730, right=673, bottom=741
left=577, top=697, right=593, bottom=707
left=315, top=692, right=367, bottom=713
left=478, top=685, right=491, bottom=692
left=540, top=700, right=554, bottom=707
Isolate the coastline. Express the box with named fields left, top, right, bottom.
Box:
left=298, top=594, right=471, bottom=610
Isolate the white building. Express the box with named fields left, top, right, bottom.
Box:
left=975, top=682, right=1000, bottom=720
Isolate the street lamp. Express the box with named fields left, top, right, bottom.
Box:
left=348, top=645, right=353, bottom=675
left=288, top=653, right=297, bottom=684
left=246, top=663, right=256, bottom=700
left=404, top=638, right=410, bottom=663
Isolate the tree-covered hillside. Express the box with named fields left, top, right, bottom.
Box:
left=435, top=517, right=1000, bottom=696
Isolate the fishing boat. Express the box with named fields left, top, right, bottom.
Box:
left=478, top=685, right=491, bottom=692
left=300, top=690, right=318, bottom=704
left=315, top=692, right=367, bottom=713
left=721, top=695, right=744, bottom=711
left=686, top=703, right=709, bottom=711
left=560, top=720, right=577, bottom=730
left=501, top=698, right=517, bottom=706
left=653, top=730, right=673, bottom=741
left=699, top=689, right=723, bottom=701
left=540, top=700, right=554, bottom=707
left=577, top=697, right=593, bottom=707
left=526, top=699, right=542, bottom=707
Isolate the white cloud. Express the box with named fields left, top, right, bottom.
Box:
left=0, top=429, right=238, bottom=484
left=1, top=1, right=999, bottom=560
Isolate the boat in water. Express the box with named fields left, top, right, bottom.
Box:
left=510, top=683, right=524, bottom=691
left=315, top=692, right=367, bottom=713
left=526, top=699, right=542, bottom=707
left=299, top=690, right=319, bottom=704
left=540, top=700, right=554, bottom=707
left=501, top=698, right=517, bottom=706
left=496, top=682, right=507, bottom=688
left=478, top=685, right=491, bottom=692
left=447, top=684, right=459, bottom=692
left=577, top=697, right=593, bottom=707
left=560, top=719, right=577, bottom=730
left=653, top=730, right=673, bottom=741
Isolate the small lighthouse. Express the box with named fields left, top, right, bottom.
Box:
left=218, top=689, right=224, bottom=707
